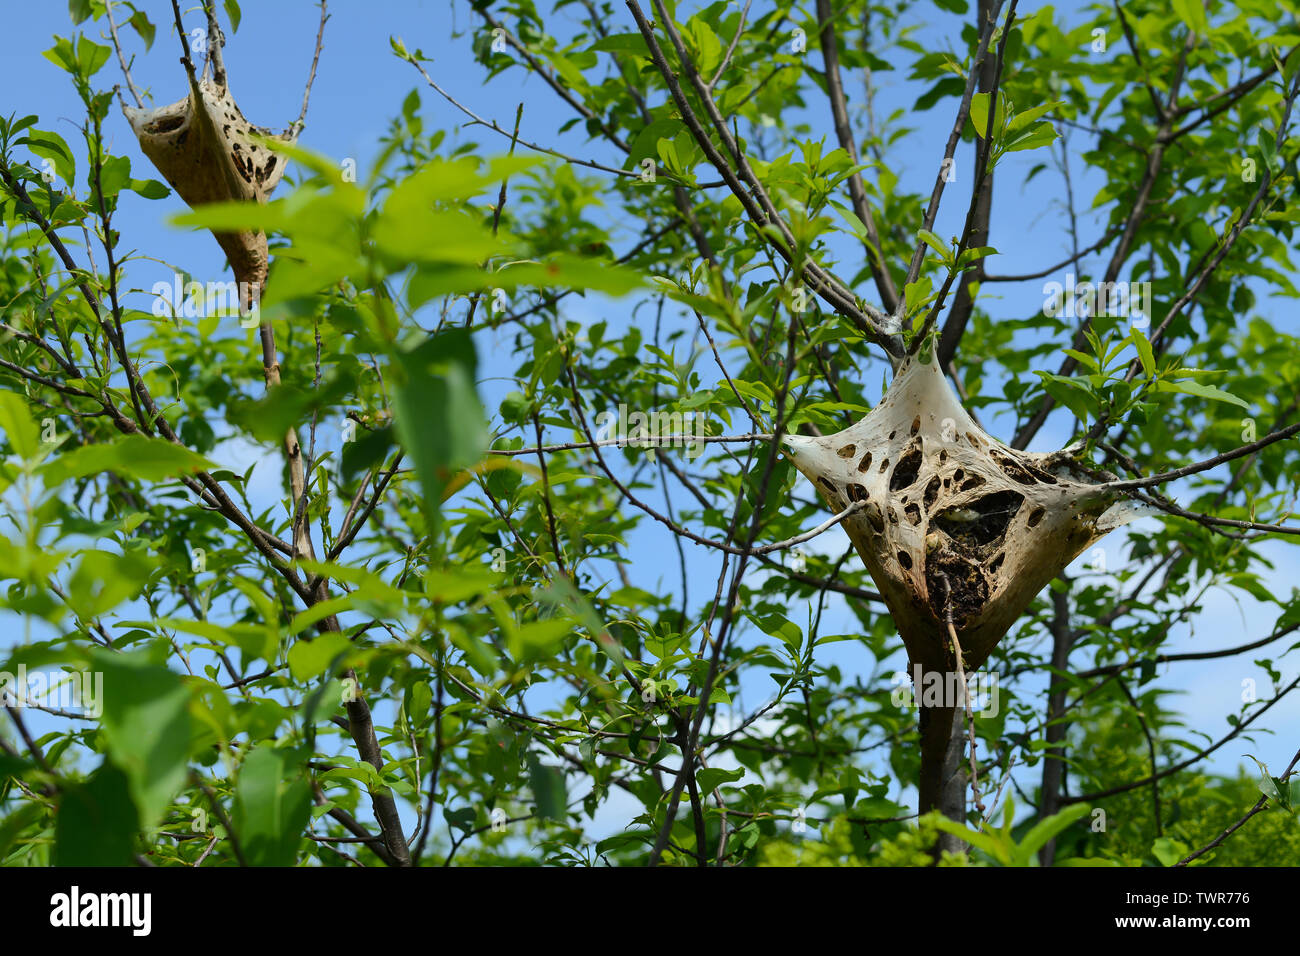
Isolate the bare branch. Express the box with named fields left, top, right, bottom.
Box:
left=1064, top=674, right=1300, bottom=804
left=486, top=433, right=772, bottom=457
left=1176, top=746, right=1300, bottom=866
left=814, top=0, right=899, bottom=313
left=1103, top=422, right=1300, bottom=493
left=105, top=0, right=145, bottom=108
left=200, top=0, right=226, bottom=87
left=627, top=0, right=899, bottom=355
left=901, top=0, right=1004, bottom=292
left=292, top=1, right=329, bottom=135
left=909, top=0, right=1018, bottom=354
left=707, top=0, right=752, bottom=91
left=980, top=226, right=1122, bottom=282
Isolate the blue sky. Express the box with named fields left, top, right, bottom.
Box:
left=2, top=0, right=1297, bottom=852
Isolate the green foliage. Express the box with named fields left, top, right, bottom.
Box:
left=759, top=813, right=975, bottom=867
left=233, top=746, right=313, bottom=867
left=54, top=762, right=139, bottom=866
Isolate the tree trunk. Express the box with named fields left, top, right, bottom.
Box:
left=919, top=702, right=969, bottom=857
left=1037, top=586, right=1072, bottom=865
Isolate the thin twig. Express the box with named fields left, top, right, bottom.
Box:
left=292, top=1, right=329, bottom=135
left=105, top=0, right=145, bottom=108
left=1175, top=746, right=1300, bottom=866
left=486, top=432, right=772, bottom=456
left=1103, top=422, right=1300, bottom=492
left=706, top=0, right=752, bottom=91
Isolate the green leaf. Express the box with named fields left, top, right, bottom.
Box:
left=1257, top=127, right=1279, bottom=170
left=499, top=255, right=644, bottom=298
left=76, top=36, right=112, bottom=77
left=68, top=0, right=95, bottom=25
left=223, top=0, right=242, bottom=33
left=372, top=207, right=498, bottom=265
left=1036, top=371, right=1099, bottom=422
left=0, top=390, right=41, bottom=461
left=319, top=762, right=385, bottom=792
left=155, top=617, right=277, bottom=666
left=92, top=650, right=192, bottom=829
left=287, top=632, right=354, bottom=681
left=129, top=178, right=170, bottom=199
left=128, top=10, right=156, bottom=50
left=528, top=753, right=567, bottom=821
left=1012, top=804, right=1090, bottom=865
left=1057, top=856, right=1123, bottom=866
left=1151, top=836, right=1188, bottom=866
left=1154, top=378, right=1249, bottom=409
left=44, top=35, right=111, bottom=78
left=904, top=275, right=933, bottom=316
left=23, top=128, right=75, bottom=187
left=41, top=37, right=78, bottom=74
left=95, top=154, right=131, bottom=199
left=535, top=577, right=620, bottom=666
left=340, top=423, right=396, bottom=482
left=966, top=91, right=1006, bottom=140
left=40, top=435, right=214, bottom=485
left=1062, top=348, right=1099, bottom=372
left=588, top=33, right=648, bottom=55
left=697, top=767, right=745, bottom=792
left=0, top=801, right=43, bottom=862
left=391, top=330, right=488, bottom=525
left=751, top=611, right=802, bottom=654
left=1130, top=328, right=1156, bottom=377
left=628, top=118, right=685, bottom=168
left=1244, top=754, right=1281, bottom=802
left=233, top=746, right=313, bottom=866
left=444, top=806, right=477, bottom=833
left=171, top=199, right=285, bottom=234
left=1171, top=0, right=1209, bottom=35
left=231, top=375, right=355, bottom=445
left=928, top=813, right=1011, bottom=864
left=67, top=548, right=154, bottom=618
left=381, top=153, right=537, bottom=209
left=53, top=761, right=139, bottom=866
left=1002, top=122, right=1058, bottom=154
left=509, top=617, right=572, bottom=661
left=684, top=17, right=723, bottom=76
left=916, top=229, right=953, bottom=266
left=956, top=245, right=998, bottom=268
left=1006, top=100, right=1065, bottom=135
